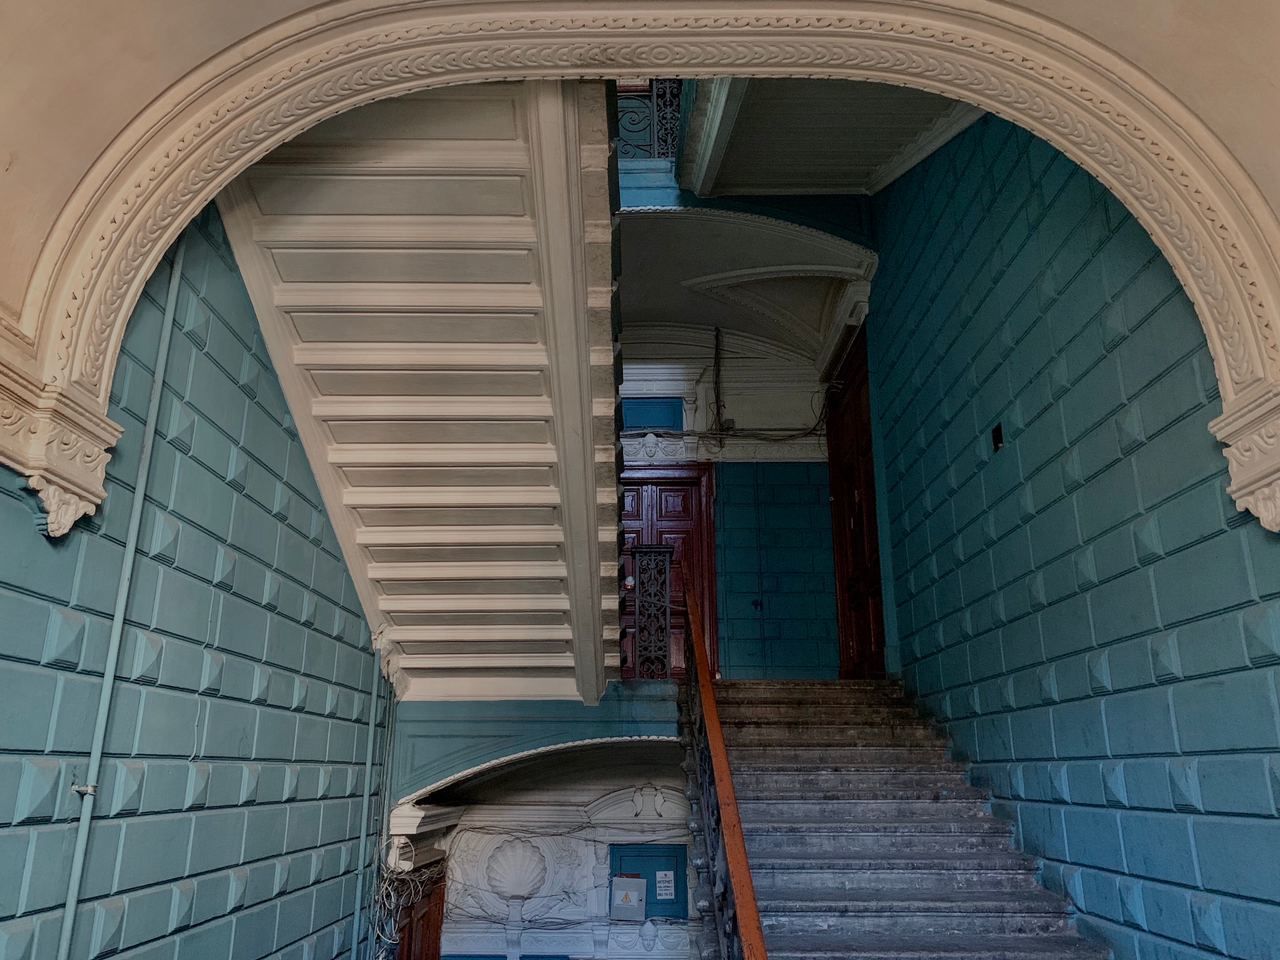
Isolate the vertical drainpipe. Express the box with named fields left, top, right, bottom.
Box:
left=350, top=640, right=385, bottom=960
left=55, top=235, right=189, bottom=960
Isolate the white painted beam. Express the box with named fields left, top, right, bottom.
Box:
left=528, top=80, right=609, bottom=705
left=343, top=487, right=561, bottom=508
left=368, top=561, right=567, bottom=581
left=294, top=343, right=549, bottom=368
left=312, top=396, right=554, bottom=419
left=332, top=445, right=558, bottom=467
left=358, top=525, right=565, bottom=546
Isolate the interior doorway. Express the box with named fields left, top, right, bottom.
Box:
left=397, top=871, right=446, bottom=960
left=619, top=465, right=717, bottom=680
left=825, top=331, right=887, bottom=679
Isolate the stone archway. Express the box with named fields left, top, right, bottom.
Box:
left=5, top=2, right=1280, bottom=533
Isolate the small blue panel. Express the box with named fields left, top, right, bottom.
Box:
left=622, top=397, right=684, bottom=432
left=610, top=843, right=688, bottom=919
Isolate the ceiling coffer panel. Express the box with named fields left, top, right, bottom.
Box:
left=219, top=81, right=619, bottom=703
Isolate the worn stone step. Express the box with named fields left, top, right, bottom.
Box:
left=738, top=797, right=990, bottom=822
left=732, top=770, right=978, bottom=799
left=752, top=864, right=1043, bottom=895
left=717, top=702, right=925, bottom=722
left=743, top=817, right=1013, bottom=837
left=736, top=784, right=984, bottom=802
left=748, top=850, right=1038, bottom=874
left=760, top=887, right=1061, bottom=912
left=745, top=827, right=1016, bottom=858
left=732, top=762, right=962, bottom=779
left=765, top=932, right=1109, bottom=960
left=715, top=685, right=906, bottom=706
left=729, top=745, right=956, bottom=767
left=716, top=680, right=901, bottom=690
left=727, top=727, right=947, bottom=747
left=759, top=895, right=1073, bottom=938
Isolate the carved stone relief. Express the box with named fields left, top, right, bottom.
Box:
left=441, top=781, right=693, bottom=960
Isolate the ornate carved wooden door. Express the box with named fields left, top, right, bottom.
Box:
left=620, top=465, right=716, bottom=679
left=826, top=331, right=887, bottom=678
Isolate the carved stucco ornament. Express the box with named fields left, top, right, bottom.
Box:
left=0, top=365, right=120, bottom=535
left=486, top=838, right=548, bottom=900
left=5, top=4, right=1280, bottom=532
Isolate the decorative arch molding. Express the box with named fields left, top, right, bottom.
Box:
left=684, top=264, right=875, bottom=375
left=5, top=2, right=1280, bottom=529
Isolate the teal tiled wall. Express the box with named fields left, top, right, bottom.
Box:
left=714, top=463, right=839, bottom=679
left=0, top=208, right=385, bottom=960
left=870, top=115, right=1280, bottom=960
left=391, top=682, right=679, bottom=801
left=618, top=159, right=876, bottom=246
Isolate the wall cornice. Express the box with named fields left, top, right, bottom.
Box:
left=6, top=2, right=1280, bottom=529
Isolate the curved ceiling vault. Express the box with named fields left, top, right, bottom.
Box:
left=619, top=209, right=877, bottom=378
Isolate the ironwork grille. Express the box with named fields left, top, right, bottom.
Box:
left=634, top=545, right=674, bottom=679
left=616, top=79, right=683, bottom=159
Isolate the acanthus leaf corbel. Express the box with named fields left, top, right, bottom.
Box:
left=0, top=365, right=121, bottom=537
left=1212, top=384, right=1280, bottom=532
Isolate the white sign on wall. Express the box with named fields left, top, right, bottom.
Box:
left=654, top=870, right=676, bottom=901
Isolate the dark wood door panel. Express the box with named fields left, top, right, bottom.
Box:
left=398, top=872, right=445, bottom=960
left=827, top=330, right=887, bottom=679
left=618, top=464, right=716, bottom=679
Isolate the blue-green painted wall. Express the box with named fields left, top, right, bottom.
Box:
left=618, top=159, right=876, bottom=248
left=391, top=682, right=678, bottom=801
left=870, top=115, right=1280, bottom=960
left=0, top=208, right=386, bottom=960
left=714, top=463, right=839, bottom=679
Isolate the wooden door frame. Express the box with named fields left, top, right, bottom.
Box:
left=826, top=331, right=888, bottom=679
left=396, top=865, right=446, bottom=960
left=619, top=463, right=719, bottom=677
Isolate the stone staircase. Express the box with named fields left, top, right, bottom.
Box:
left=716, top=680, right=1110, bottom=960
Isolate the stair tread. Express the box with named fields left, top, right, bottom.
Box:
left=764, top=932, right=1108, bottom=959
left=742, top=818, right=1012, bottom=831
left=759, top=888, right=1065, bottom=911
left=750, top=852, right=1035, bottom=868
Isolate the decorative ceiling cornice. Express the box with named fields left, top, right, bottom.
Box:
left=5, top=1, right=1280, bottom=532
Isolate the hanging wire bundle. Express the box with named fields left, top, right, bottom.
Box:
left=368, top=852, right=449, bottom=958
left=619, top=326, right=836, bottom=450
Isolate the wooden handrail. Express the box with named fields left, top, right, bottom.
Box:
left=684, top=585, right=769, bottom=960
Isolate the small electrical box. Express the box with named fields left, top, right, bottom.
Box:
left=610, top=876, right=647, bottom=921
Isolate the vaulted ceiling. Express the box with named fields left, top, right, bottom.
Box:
left=219, top=81, right=619, bottom=702
left=618, top=209, right=877, bottom=377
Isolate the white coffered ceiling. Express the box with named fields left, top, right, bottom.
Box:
left=219, top=81, right=619, bottom=703
left=679, top=78, right=984, bottom=196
